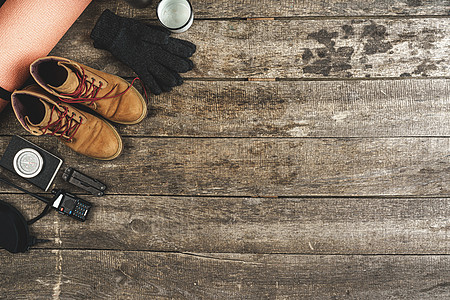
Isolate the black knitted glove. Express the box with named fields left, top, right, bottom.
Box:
left=90, top=9, right=196, bottom=95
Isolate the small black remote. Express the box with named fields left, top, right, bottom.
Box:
left=51, top=190, right=92, bottom=222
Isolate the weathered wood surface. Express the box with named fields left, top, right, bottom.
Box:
left=92, top=0, right=450, bottom=18
left=53, top=15, right=450, bottom=79
left=4, top=194, right=450, bottom=254
left=1, top=250, right=449, bottom=299
left=2, top=79, right=450, bottom=137
left=0, top=136, right=448, bottom=196
left=1, top=0, right=450, bottom=299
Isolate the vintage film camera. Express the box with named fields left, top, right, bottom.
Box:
left=0, top=135, right=63, bottom=191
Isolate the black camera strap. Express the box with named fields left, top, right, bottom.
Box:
left=0, top=177, right=50, bottom=204
left=27, top=203, right=52, bottom=225
left=0, top=177, right=53, bottom=253
left=0, top=86, right=11, bottom=101
left=0, top=177, right=53, bottom=225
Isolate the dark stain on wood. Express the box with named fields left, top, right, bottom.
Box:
left=307, top=29, right=339, bottom=48
left=406, top=0, right=423, bottom=6
left=303, top=29, right=354, bottom=76
left=413, top=61, right=438, bottom=76
left=302, top=48, right=314, bottom=62
left=361, top=22, right=393, bottom=55
left=342, top=24, right=355, bottom=39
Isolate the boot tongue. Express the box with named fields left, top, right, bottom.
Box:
left=49, top=63, right=80, bottom=94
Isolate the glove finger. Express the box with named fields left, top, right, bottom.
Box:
left=139, top=70, right=163, bottom=95
left=155, top=70, right=183, bottom=93
left=146, top=24, right=171, bottom=36
left=157, top=82, right=173, bottom=93
left=147, top=61, right=179, bottom=87
left=176, top=39, right=197, bottom=56
left=163, top=69, right=183, bottom=85
left=172, top=71, right=184, bottom=86
left=163, top=38, right=196, bottom=57
left=152, top=49, right=193, bottom=73
left=133, top=22, right=169, bottom=45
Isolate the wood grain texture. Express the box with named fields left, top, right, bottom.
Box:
left=52, top=15, right=450, bottom=79
left=94, top=0, right=450, bottom=18
left=5, top=194, right=450, bottom=254
left=1, top=1, right=450, bottom=299
left=0, top=136, right=448, bottom=197
left=1, top=250, right=449, bottom=299
left=2, top=79, right=450, bottom=138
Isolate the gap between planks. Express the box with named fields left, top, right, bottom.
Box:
left=25, top=248, right=450, bottom=256
left=137, top=15, right=450, bottom=21
left=1, top=191, right=449, bottom=199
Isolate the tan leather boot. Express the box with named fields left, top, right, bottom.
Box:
left=30, top=56, right=147, bottom=125
left=11, top=85, right=123, bottom=160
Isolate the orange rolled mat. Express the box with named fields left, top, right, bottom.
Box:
left=0, top=0, right=92, bottom=113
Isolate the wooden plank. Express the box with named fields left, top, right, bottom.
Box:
left=117, top=79, right=450, bottom=137
left=6, top=194, right=450, bottom=254
left=3, top=79, right=450, bottom=138
left=1, top=250, right=449, bottom=299
left=93, top=0, right=450, bottom=18
left=0, top=136, right=448, bottom=196
left=52, top=16, right=450, bottom=79
left=0, top=250, right=56, bottom=299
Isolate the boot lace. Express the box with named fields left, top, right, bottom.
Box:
left=58, top=67, right=147, bottom=106
left=41, top=105, right=82, bottom=142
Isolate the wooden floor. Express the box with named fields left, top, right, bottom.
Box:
left=1, top=0, right=450, bottom=299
